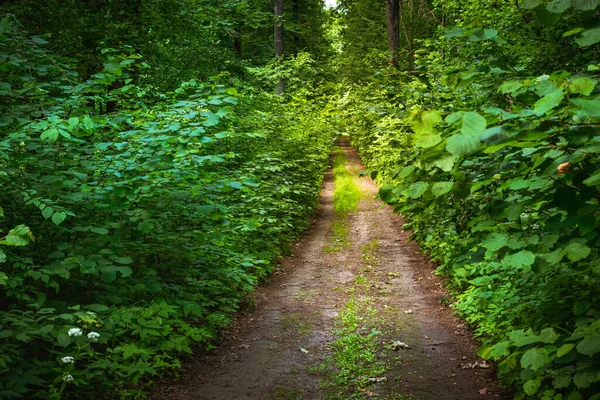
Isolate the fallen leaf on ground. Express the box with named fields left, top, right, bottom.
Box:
left=367, top=377, right=387, bottom=383
left=479, top=388, right=489, bottom=395
left=391, top=340, right=410, bottom=350
left=299, top=347, right=309, bottom=353
left=358, top=388, right=379, bottom=397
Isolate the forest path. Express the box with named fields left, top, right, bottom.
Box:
left=151, top=138, right=506, bottom=400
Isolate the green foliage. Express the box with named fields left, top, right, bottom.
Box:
left=0, top=15, right=334, bottom=398
left=337, top=0, right=600, bottom=397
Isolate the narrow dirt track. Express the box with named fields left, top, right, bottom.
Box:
left=151, top=138, right=507, bottom=400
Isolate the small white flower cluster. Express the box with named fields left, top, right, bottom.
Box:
left=61, top=356, right=75, bottom=364
left=62, top=374, right=74, bottom=382
left=87, top=331, right=100, bottom=342
left=68, top=327, right=83, bottom=337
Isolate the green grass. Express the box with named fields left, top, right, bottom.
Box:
left=332, top=147, right=361, bottom=214
left=324, top=146, right=362, bottom=253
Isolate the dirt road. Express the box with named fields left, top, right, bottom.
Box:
left=151, top=138, right=507, bottom=400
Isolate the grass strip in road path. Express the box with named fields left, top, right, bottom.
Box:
left=323, top=146, right=362, bottom=253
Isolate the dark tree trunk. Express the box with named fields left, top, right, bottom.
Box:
left=386, top=0, right=400, bottom=68
left=274, top=0, right=284, bottom=95
left=234, top=28, right=243, bottom=58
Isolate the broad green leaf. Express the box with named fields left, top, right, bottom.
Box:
left=83, top=116, right=94, bottom=130
left=557, top=343, right=575, bottom=357
left=566, top=242, right=591, bottom=261
left=57, top=332, right=71, bottom=347
left=91, top=227, right=109, bottom=235
left=571, top=98, right=600, bottom=117
left=521, top=347, right=549, bottom=371
left=504, top=250, right=536, bottom=268
left=113, top=256, right=132, bottom=265
left=41, top=128, right=59, bottom=142
left=444, top=27, right=466, bottom=37
left=431, top=182, right=454, bottom=197
left=583, top=170, right=600, bottom=186
left=51, top=212, right=66, bottom=226
left=410, top=110, right=441, bottom=134
left=576, top=27, right=600, bottom=47
left=68, top=117, right=79, bottom=128
left=408, top=182, right=429, bottom=199
left=500, top=81, right=523, bottom=94
left=533, top=90, right=564, bottom=114
left=572, top=0, right=599, bottom=10
left=433, top=156, right=456, bottom=172
left=42, top=207, right=54, bottom=219
left=540, top=328, right=559, bottom=344
left=576, top=334, right=600, bottom=356
left=461, top=112, right=487, bottom=137
left=201, top=111, right=220, bottom=127
left=0, top=249, right=5, bottom=263
left=482, top=233, right=509, bottom=251
left=522, top=0, right=543, bottom=9
left=446, top=134, right=480, bottom=155
left=414, top=133, right=442, bottom=148
left=573, top=369, right=598, bottom=388
left=137, top=221, right=154, bottom=233
left=547, top=0, right=571, bottom=13
left=568, top=77, right=597, bottom=95
left=524, top=377, right=542, bottom=396
left=0, top=205, right=4, bottom=217
left=2, top=225, right=31, bottom=246
left=563, top=27, right=585, bottom=37
left=118, top=266, right=133, bottom=278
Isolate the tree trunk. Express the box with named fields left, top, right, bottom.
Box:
left=274, top=0, right=284, bottom=95
left=386, top=0, right=400, bottom=68
left=399, top=0, right=415, bottom=68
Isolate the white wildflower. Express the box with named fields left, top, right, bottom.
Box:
left=61, top=356, right=75, bottom=364
left=68, top=327, right=83, bottom=337
left=87, top=331, right=100, bottom=342
left=62, top=374, right=74, bottom=382
left=532, top=224, right=539, bottom=230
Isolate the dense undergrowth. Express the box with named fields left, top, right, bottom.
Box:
left=0, top=15, right=334, bottom=399
left=338, top=1, right=600, bottom=398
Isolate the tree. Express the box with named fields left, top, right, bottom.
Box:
left=385, top=0, right=399, bottom=67
left=274, top=0, right=285, bottom=94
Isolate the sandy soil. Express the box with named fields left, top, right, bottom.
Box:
left=150, top=138, right=509, bottom=400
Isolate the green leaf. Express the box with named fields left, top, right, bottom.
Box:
left=534, top=90, right=564, bottom=114
left=522, top=0, right=543, bottom=9
left=431, top=182, right=454, bottom=197
left=202, top=111, right=220, bottom=127
left=0, top=249, right=5, bottom=263
left=521, top=347, right=549, bottom=371
left=482, top=233, right=509, bottom=251
left=91, top=227, right=109, bottom=235
left=414, top=133, right=442, bottom=148
left=2, top=225, right=31, bottom=246
left=566, top=242, right=591, bottom=261
left=113, top=256, right=132, bottom=265
left=408, top=182, right=429, bottom=199
left=83, top=116, right=94, bottom=130
left=557, top=343, right=575, bottom=357
left=41, top=128, right=59, bottom=142
left=568, top=77, right=597, bottom=95
left=576, top=334, right=600, bottom=356
left=42, top=206, right=54, bottom=219
left=446, top=134, right=480, bottom=155
left=51, top=212, right=66, bottom=226
left=574, top=301, right=590, bottom=315
left=57, top=332, right=71, bottom=347
left=137, top=221, right=154, bottom=234
left=504, top=250, right=536, bottom=268
left=573, top=369, right=598, bottom=388
left=68, top=117, right=79, bottom=128
left=0, top=205, right=4, bottom=217
left=524, top=377, right=542, bottom=396
left=571, top=98, right=600, bottom=117
left=461, top=112, right=487, bottom=137
left=500, top=81, right=523, bottom=94
left=540, top=328, right=560, bottom=344
left=563, top=27, right=585, bottom=37
left=410, top=110, right=441, bottom=134
left=547, top=0, right=572, bottom=12
left=572, top=0, right=599, bottom=10
left=583, top=170, right=600, bottom=186
left=576, top=27, right=600, bottom=47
